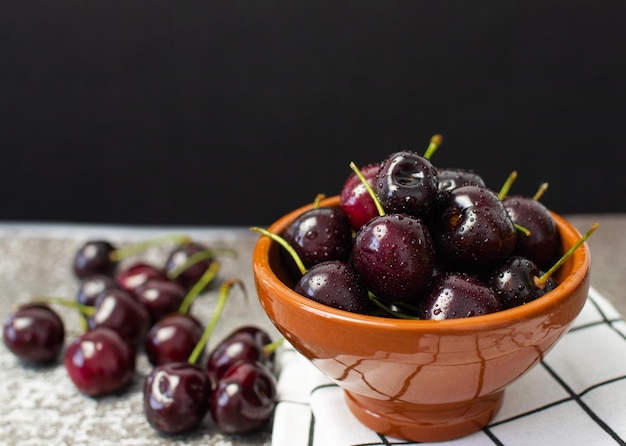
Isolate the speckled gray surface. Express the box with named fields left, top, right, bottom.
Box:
left=1, top=215, right=625, bottom=446
left=0, top=224, right=278, bottom=446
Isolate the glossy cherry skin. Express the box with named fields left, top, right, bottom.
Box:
left=115, top=262, right=168, bottom=293
left=419, top=272, right=503, bottom=320
left=352, top=214, right=435, bottom=305
left=503, top=195, right=560, bottom=270
left=64, top=327, right=136, bottom=396
left=437, top=167, right=486, bottom=196
left=340, top=163, right=380, bottom=231
left=73, top=240, right=118, bottom=279
left=2, top=303, right=65, bottom=364
left=374, top=151, right=439, bottom=219
left=206, top=329, right=273, bottom=382
left=144, top=312, right=204, bottom=366
left=210, top=361, right=277, bottom=435
left=143, top=362, right=212, bottom=434
left=163, top=242, right=215, bottom=292
left=435, top=185, right=517, bottom=273
left=133, top=278, right=187, bottom=324
left=486, top=256, right=557, bottom=309
left=76, top=274, right=119, bottom=307
left=294, top=260, right=371, bottom=314
left=88, top=288, right=150, bottom=348
left=281, top=206, right=353, bottom=271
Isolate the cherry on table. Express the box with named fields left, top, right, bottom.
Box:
left=64, top=326, right=136, bottom=397
left=144, top=312, right=204, bottom=366
left=2, top=303, right=65, bottom=365
left=133, top=278, right=187, bottom=325
left=73, top=240, right=118, bottom=279
left=115, top=262, right=168, bottom=293
left=163, top=242, right=217, bottom=292
left=76, top=274, right=119, bottom=307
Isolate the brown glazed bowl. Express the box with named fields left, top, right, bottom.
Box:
left=252, top=196, right=591, bottom=442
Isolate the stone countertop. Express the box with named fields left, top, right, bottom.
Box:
left=0, top=214, right=623, bottom=445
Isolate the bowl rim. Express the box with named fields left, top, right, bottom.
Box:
left=253, top=195, right=591, bottom=332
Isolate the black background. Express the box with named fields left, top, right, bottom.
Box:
left=1, top=1, right=625, bottom=227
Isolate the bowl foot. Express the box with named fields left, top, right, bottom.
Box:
left=344, top=389, right=504, bottom=442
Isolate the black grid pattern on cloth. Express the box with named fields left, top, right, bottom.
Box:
left=272, top=288, right=626, bottom=446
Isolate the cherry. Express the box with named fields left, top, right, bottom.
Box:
left=144, top=312, right=204, bottom=366
left=2, top=303, right=65, bottom=364
left=88, top=288, right=150, bottom=348
left=437, top=167, right=486, bottom=195
left=352, top=213, right=435, bottom=305
left=281, top=201, right=353, bottom=270
left=64, top=327, right=136, bottom=396
left=435, top=184, right=517, bottom=273
left=133, top=278, right=187, bottom=325
left=209, top=360, right=277, bottom=435
left=294, top=260, right=371, bottom=314
left=487, top=256, right=556, bottom=309
left=340, top=162, right=380, bottom=231
left=73, top=240, right=118, bottom=279
left=503, top=193, right=560, bottom=270
left=419, top=272, right=503, bottom=319
left=206, top=326, right=275, bottom=382
left=76, top=274, right=119, bottom=307
left=115, top=262, right=168, bottom=293
left=143, top=361, right=212, bottom=434
left=163, top=242, right=218, bottom=292
left=374, top=150, right=439, bottom=219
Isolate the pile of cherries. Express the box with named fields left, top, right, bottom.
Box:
left=259, top=135, right=596, bottom=319
left=2, top=235, right=279, bottom=436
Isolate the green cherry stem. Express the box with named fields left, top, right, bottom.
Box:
left=250, top=226, right=308, bottom=275
left=423, top=134, right=444, bottom=160
left=533, top=182, right=549, bottom=201
left=367, top=292, right=420, bottom=320
left=109, top=233, right=193, bottom=262
left=166, top=248, right=235, bottom=281
left=263, top=337, right=285, bottom=357
left=32, top=296, right=95, bottom=332
left=498, top=170, right=518, bottom=200
left=534, top=223, right=598, bottom=289
left=349, top=161, right=386, bottom=216
left=313, top=193, right=326, bottom=208
left=177, top=261, right=222, bottom=315
left=187, top=278, right=245, bottom=365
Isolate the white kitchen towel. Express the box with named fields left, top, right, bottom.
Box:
left=271, top=287, right=626, bottom=446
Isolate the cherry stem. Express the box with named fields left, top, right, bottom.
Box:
left=166, top=248, right=235, bottom=280
left=313, top=193, right=326, bottom=208
left=423, top=134, right=444, bottom=160
left=187, top=278, right=245, bottom=365
left=368, top=292, right=420, bottom=320
left=498, top=170, right=518, bottom=200
left=534, top=223, right=599, bottom=288
left=109, top=233, right=193, bottom=262
left=348, top=161, right=386, bottom=216
left=250, top=226, right=308, bottom=275
left=533, top=182, right=549, bottom=201
left=177, top=261, right=222, bottom=315
left=515, top=223, right=532, bottom=237
left=32, top=296, right=94, bottom=332
left=263, top=337, right=285, bottom=357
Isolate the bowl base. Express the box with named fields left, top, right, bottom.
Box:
left=344, top=389, right=504, bottom=442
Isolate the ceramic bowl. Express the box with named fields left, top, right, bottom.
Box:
left=252, top=196, right=591, bottom=442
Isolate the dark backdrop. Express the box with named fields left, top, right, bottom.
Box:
left=1, top=1, right=625, bottom=227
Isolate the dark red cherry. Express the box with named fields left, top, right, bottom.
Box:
left=209, top=361, right=277, bottom=435
left=437, top=167, right=486, bottom=195
left=64, top=327, right=136, bottom=396
left=486, top=256, right=557, bottom=309
left=374, top=151, right=439, bottom=219
left=163, top=242, right=216, bottom=291
left=115, top=262, right=168, bottom=293
left=2, top=303, right=65, bottom=364
left=133, top=278, right=187, bottom=324
left=76, top=274, right=119, bottom=307
left=144, top=312, right=204, bottom=366
left=206, top=330, right=272, bottom=382
left=435, top=185, right=517, bottom=273
left=73, top=240, right=118, bottom=279
left=143, top=361, right=212, bottom=434
left=88, top=288, right=150, bottom=348
left=340, top=163, right=380, bottom=231
left=419, top=272, right=503, bottom=319
left=503, top=195, right=560, bottom=270
left=294, top=260, right=371, bottom=314
left=352, top=214, right=435, bottom=305
left=281, top=206, right=353, bottom=270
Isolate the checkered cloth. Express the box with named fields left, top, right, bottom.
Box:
left=271, top=287, right=626, bottom=446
